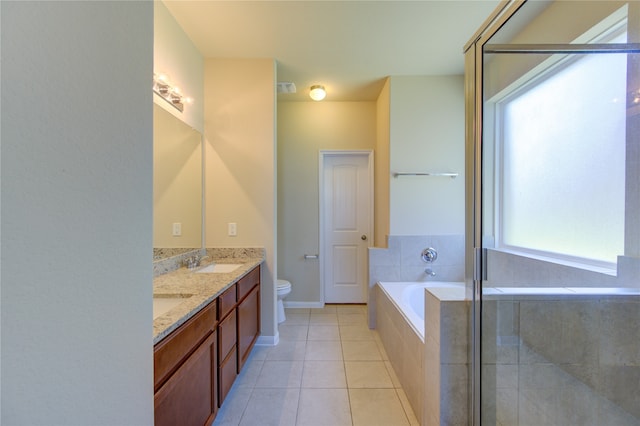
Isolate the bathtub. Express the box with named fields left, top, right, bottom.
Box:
left=375, top=281, right=465, bottom=424
left=377, top=281, right=464, bottom=340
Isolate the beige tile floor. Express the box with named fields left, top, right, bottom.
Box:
left=212, top=305, right=419, bottom=426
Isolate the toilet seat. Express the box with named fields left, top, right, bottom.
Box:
left=277, top=279, right=291, bottom=290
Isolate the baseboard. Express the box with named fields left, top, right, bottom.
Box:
left=283, top=301, right=324, bottom=309
left=255, top=333, right=279, bottom=346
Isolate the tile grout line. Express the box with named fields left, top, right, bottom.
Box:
left=338, top=314, right=356, bottom=426
left=219, top=307, right=415, bottom=426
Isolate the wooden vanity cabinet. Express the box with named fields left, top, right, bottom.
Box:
left=237, top=266, right=260, bottom=371
left=154, top=302, right=217, bottom=426
left=154, top=263, right=262, bottom=423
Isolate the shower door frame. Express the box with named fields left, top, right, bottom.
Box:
left=465, top=1, right=640, bottom=424
left=464, top=3, right=526, bottom=425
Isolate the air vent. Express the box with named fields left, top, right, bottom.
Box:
left=277, top=82, right=297, bottom=94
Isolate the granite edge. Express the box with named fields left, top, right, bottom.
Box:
left=153, top=248, right=265, bottom=344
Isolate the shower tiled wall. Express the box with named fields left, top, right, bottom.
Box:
left=482, top=295, right=640, bottom=425
left=367, top=234, right=464, bottom=328
left=485, top=249, right=640, bottom=288
left=483, top=248, right=640, bottom=425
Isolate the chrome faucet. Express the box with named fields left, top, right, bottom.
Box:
left=421, top=248, right=438, bottom=277
left=184, top=255, right=208, bottom=270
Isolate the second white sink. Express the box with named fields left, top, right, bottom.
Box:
left=153, top=296, right=191, bottom=319
left=196, top=263, right=243, bottom=274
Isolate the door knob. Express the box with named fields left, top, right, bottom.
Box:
left=361, top=235, right=367, bottom=241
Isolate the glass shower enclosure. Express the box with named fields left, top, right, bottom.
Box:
left=465, top=1, right=640, bottom=424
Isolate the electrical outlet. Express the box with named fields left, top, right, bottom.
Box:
left=228, top=222, right=237, bottom=237
left=172, top=222, right=182, bottom=236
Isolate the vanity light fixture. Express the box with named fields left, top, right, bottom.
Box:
left=632, top=88, right=640, bottom=106
left=309, top=85, right=326, bottom=101
left=153, top=73, right=191, bottom=112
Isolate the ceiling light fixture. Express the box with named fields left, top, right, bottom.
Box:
left=309, top=85, right=326, bottom=101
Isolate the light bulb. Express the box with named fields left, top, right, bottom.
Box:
left=309, top=85, right=326, bottom=101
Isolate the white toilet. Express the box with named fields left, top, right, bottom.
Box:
left=276, top=279, right=292, bottom=324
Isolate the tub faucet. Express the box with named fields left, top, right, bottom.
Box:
left=425, top=268, right=436, bottom=277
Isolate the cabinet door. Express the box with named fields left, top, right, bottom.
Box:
left=237, top=284, right=260, bottom=371
left=218, top=346, right=237, bottom=406
left=154, top=331, right=216, bottom=426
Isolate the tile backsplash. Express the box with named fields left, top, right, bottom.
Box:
left=153, top=247, right=266, bottom=278
left=153, top=247, right=200, bottom=261
left=368, top=234, right=464, bottom=283
left=153, top=248, right=204, bottom=277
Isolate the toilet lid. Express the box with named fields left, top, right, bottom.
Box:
left=277, top=279, right=291, bottom=289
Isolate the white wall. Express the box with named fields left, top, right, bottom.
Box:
left=204, top=59, right=278, bottom=341
left=389, top=75, right=465, bottom=235
left=1, top=2, right=153, bottom=424
left=277, top=102, right=376, bottom=304
left=154, top=1, right=204, bottom=133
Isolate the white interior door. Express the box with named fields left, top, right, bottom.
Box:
left=321, top=151, right=372, bottom=303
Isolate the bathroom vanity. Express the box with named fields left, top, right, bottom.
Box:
left=152, top=254, right=262, bottom=426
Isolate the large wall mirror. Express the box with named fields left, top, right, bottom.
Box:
left=153, top=103, right=203, bottom=260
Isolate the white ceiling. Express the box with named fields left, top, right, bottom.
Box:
left=163, top=1, right=501, bottom=102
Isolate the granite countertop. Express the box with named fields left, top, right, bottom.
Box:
left=153, top=255, right=263, bottom=344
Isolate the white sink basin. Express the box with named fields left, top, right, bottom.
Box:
left=153, top=296, right=190, bottom=319
left=196, top=263, right=243, bottom=274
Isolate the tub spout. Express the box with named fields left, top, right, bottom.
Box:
left=425, top=268, right=436, bottom=277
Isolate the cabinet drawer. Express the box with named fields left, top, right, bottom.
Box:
left=218, top=346, right=237, bottom=407
left=154, top=331, right=216, bottom=426
left=218, top=309, right=237, bottom=361
left=218, top=284, right=236, bottom=319
left=237, top=265, right=260, bottom=301
left=154, top=301, right=217, bottom=391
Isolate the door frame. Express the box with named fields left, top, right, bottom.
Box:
left=466, top=3, right=525, bottom=424
left=318, top=150, right=374, bottom=304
